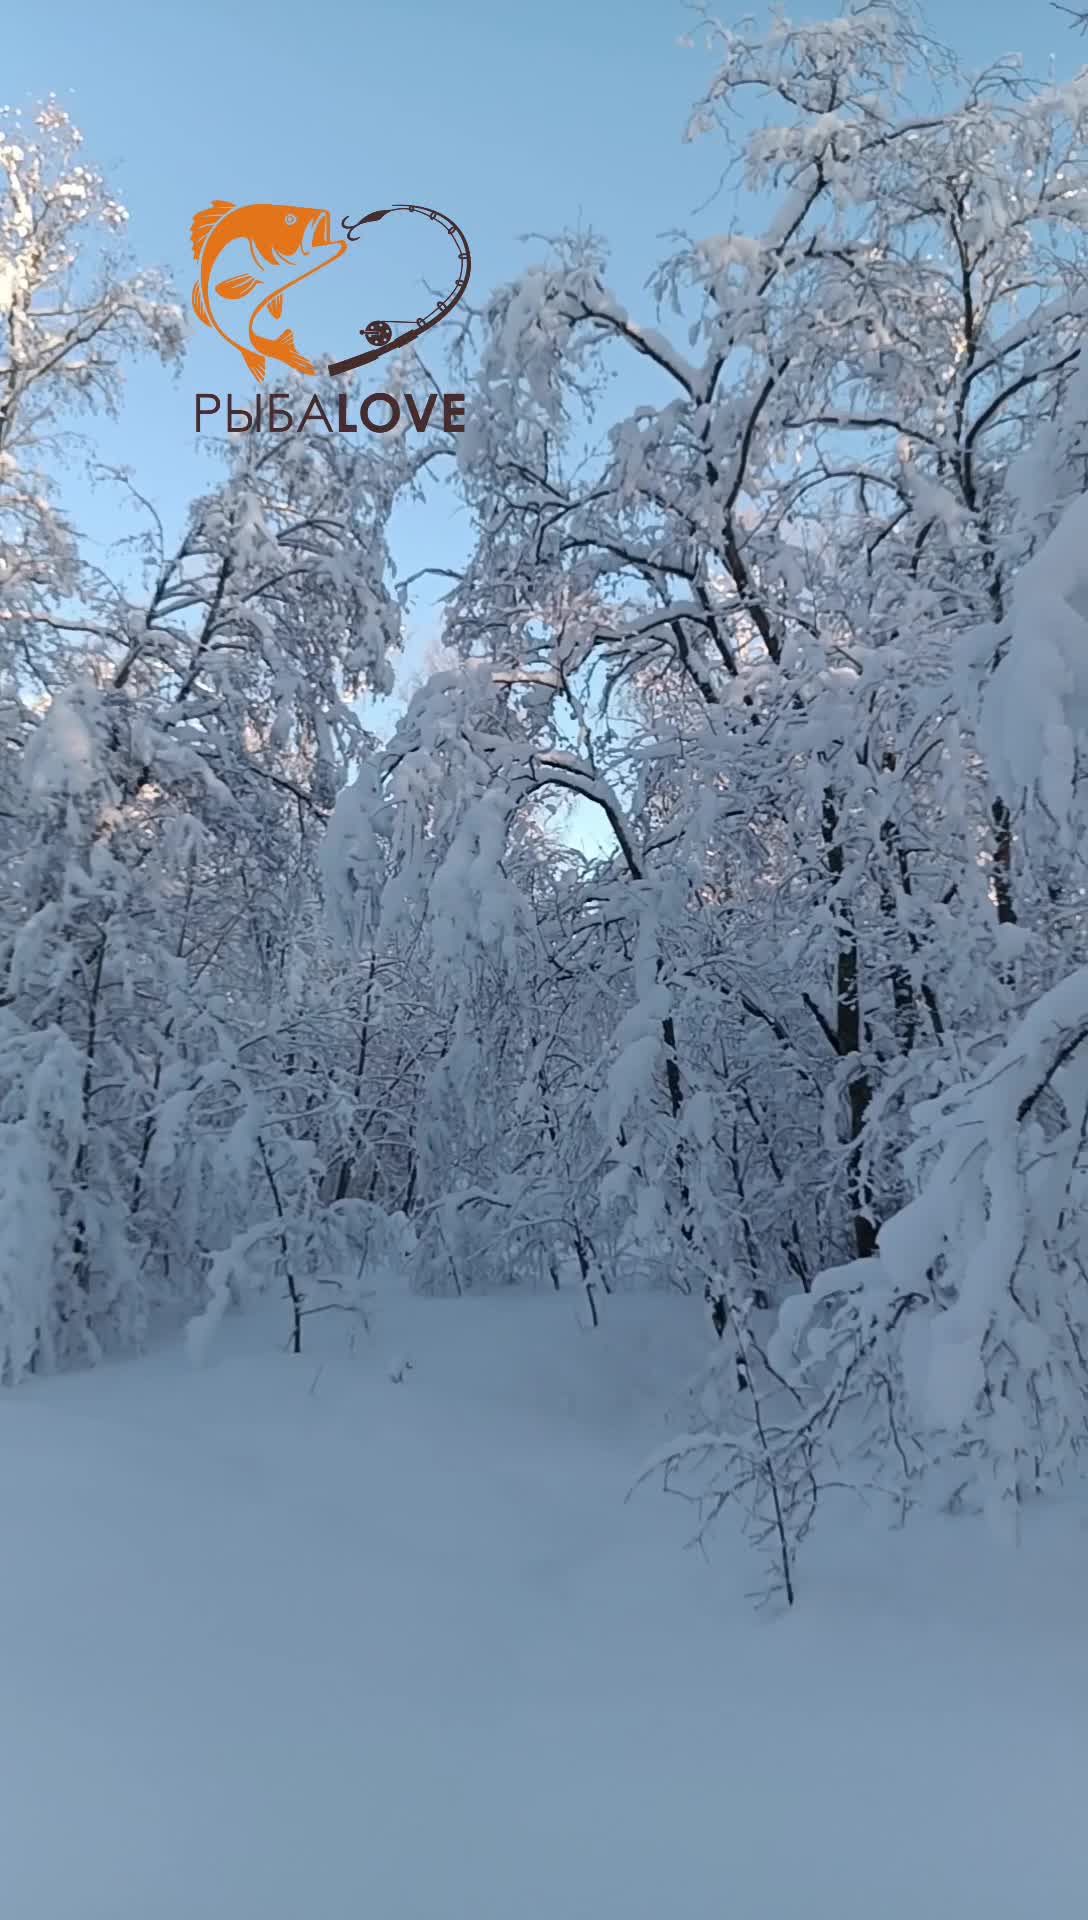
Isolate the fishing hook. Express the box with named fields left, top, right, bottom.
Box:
left=327, top=204, right=471, bottom=377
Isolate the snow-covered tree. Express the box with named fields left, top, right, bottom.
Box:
left=0, top=113, right=414, bottom=1373
left=320, top=0, right=1088, bottom=1586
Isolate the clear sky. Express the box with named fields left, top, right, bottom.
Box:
left=3, top=0, right=1080, bottom=718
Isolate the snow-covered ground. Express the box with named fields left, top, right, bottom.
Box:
left=2, top=1292, right=1087, bottom=1919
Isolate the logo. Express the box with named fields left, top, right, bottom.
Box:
left=190, top=199, right=471, bottom=385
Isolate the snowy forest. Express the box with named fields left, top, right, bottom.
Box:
left=6, top=0, right=1088, bottom=1620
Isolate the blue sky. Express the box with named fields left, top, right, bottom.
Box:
left=4, top=0, right=1080, bottom=719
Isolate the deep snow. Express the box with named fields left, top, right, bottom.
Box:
left=2, top=1292, right=1087, bottom=1919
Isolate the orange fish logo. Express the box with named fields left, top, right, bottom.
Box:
left=190, top=200, right=347, bottom=383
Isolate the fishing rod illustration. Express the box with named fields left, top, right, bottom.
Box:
left=326, top=204, right=471, bottom=377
